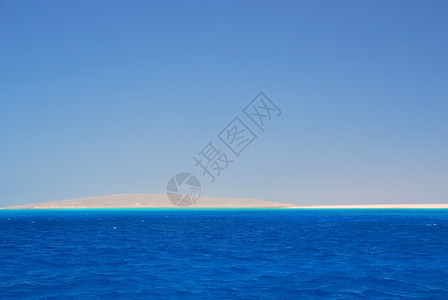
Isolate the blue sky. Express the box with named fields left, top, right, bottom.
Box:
left=1, top=0, right=447, bottom=206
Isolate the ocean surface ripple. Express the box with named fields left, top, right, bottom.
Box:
left=1, top=209, right=448, bottom=299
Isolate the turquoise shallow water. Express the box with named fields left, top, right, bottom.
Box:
left=1, top=209, right=448, bottom=299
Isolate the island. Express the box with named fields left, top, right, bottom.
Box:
left=1, top=194, right=447, bottom=209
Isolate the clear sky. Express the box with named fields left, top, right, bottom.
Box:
left=1, top=0, right=447, bottom=206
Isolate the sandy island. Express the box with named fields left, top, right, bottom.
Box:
left=1, top=194, right=447, bottom=209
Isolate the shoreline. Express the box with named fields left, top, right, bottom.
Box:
left=287, top=204, right=448, bottom=209
left=3, top=194, right=446, bottom=210
left=1, top=205, right=448, bottom=210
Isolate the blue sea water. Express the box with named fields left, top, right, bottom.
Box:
left=1, top=209, right=448, bottom=299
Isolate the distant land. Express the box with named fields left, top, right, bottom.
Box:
left=1, top=194, right=294, bottom=209
left=1, top=194, right=448, bottom=209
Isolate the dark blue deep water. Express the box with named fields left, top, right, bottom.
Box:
left=1, top=209, right=448, bottom=299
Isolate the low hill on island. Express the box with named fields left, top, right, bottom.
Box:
left=2, top=194, right=447, bottom=209
left=2, top=194, right=295, bottom=209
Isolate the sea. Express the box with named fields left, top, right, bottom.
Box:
left=1, top=209, right=447, bottom=299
